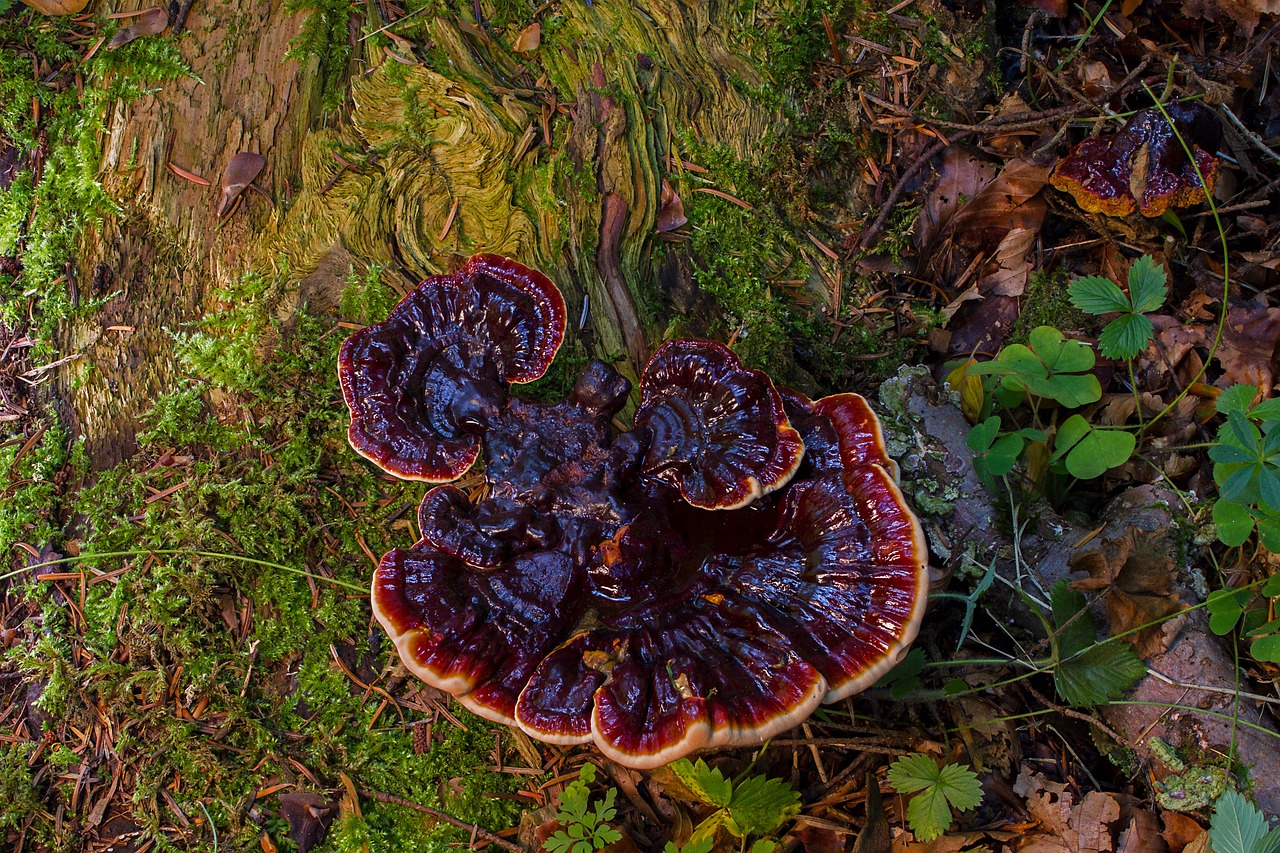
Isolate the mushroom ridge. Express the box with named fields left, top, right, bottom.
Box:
left=346, top=255, right=928, bottom=768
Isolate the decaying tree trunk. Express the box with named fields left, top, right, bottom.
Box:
left=58, top=2, right=811, bottom=467
left=57, top=0, right=326, bottom=467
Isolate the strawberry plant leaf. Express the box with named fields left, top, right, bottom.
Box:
left=669, top=759, right=733, bottom=808
left=1209, top=791, right=1279, bottom=853
left=1127, top=254, right=1169, bottom=313
left=1217, top=384, right=1259, bottom=417
left=1055, top=639, right=1147, bottom=707
left=1098, top=312, right=1154, bottom=361
left=1069, top=275, right=1130, bottom=315
left=725, top=773, right=801, bottom=838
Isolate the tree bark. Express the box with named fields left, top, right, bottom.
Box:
left=58, top=1, right=799, bottom=467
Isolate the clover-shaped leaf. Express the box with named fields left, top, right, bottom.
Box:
left=1052, top=415, right=1136, bottom=480
left=969, top=327, right=1101, bottom=408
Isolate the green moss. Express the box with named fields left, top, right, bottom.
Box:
left=0, top=10, right=193, bottom=352
left=0, top=742, right=46, bottom=837
left=1009, top=269, right=1091, bottom=343
left=285, top=0, right=354, bottom=113
left=9, top=268, right=528, bottom=849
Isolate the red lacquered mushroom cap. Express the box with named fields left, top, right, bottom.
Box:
left=634, top=340, right=804, bottom=510
left=338, top=254, right=566, bottom=481
left=353, top=256, right=927, bottom=769
left=1050, top=102, right=1221, bottom=218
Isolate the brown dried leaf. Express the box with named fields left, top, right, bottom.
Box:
left=1217, top=300, right=1280, bottom=392
left=980, top=225, right=1038, bottom=297
left=1160, top=811, right=1205, bottom=853
left=656, top=180, right=687, bottom=232
left=1070, top=527, right=1188, bottom=659
left=916, top=147, right=997, bottom=252
left=513, top=21, right=541, bottom=52
left=106, top=7, right=168, bottom=49
left=217, top=152, right=267, bottom=217
left=1180, top=0, right=1280, bottom=35
left=278, top=792, right=336, bottom=853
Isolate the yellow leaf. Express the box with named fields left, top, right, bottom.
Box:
left=946, top=360, right=984, bottom=424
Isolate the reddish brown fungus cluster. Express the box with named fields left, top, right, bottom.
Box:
left=338, top=254, right=928, bottom=768
left=1050, top=102, right=1221, bottom=218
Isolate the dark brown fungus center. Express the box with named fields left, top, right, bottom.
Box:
left=339, top=255, right=928, bottom=768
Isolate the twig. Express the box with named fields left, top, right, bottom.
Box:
left=358, top=790, right=527, bottom=852
left=858, top=136, right=956, bottom=250
left=1025, top=683, right=1127, bottom=745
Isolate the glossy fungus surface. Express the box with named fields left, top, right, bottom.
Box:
left=1050, top=102, right=1221, bottom=218
left=342, top=256, right=928, bottom=768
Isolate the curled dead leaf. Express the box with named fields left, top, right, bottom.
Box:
left=656, top=180, right=687, bottom=232
left=217, top=152, right=267, bottom=217
left=1070, top=526, right=1188, bottom=659
left=106, top=7, right=169, bottom=50
left=513, top=21, right=541, bottom=52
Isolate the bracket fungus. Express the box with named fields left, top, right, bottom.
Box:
left=339, top=255, right=928, bottom=768
left=1050, top=102, right=1221, bottom=218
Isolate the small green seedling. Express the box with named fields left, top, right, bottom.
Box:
left=886, top=755, right=982, bottom=842
left=667, top=758, right=800, bottom=850
left=545, top=764, right=623, bottom=853
left=968, top=325, right=1102, bottom=408
left=1210, top=384, right=1280, bottom=550
left=1067, top=254, right=1169, bottom=360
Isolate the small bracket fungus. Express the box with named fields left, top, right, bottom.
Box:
left=1050, top=102, right=1221, bottom=218
left=339, top=255, right=928, bottom=768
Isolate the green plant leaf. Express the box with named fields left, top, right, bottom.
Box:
left=1030, top=325, right=1097, bottom=375
left=986, top=433, right=1024, bottom=476
left=1230, top=410, right=1263, bottom=450
left=1209, top=790, right=1280, bottom=853
left=669, top=759, right=733, bottom=808
left=1049, top=580, right=1095, bottom=658
left=1207, top=586, right=1251, bottom=634
left=966, top=416, right=1001, bottom=454
left=1217, top=384, right=1259, bottom=417
left=1251, top=398, right=1280, bottom=421
left=934, top=764, right=983, bottom=812
left=1069, top=275, right=1130, bottom=315
left=1211, top=443, right=1256, bottom=464
left=1127, top=254, right=1169, bottom=313
left=1098, top=312, right=1155, bottom=361
left=725, top=773, right=801, bottom=838
left=906, top=787, right=953, bottom=842
left=1252, top=633, right=1280, bottom=664
left=875, top=648, right=925, bottom=699
left=1055, top=640, right=1147, bottom=707
left=887, top=757, right=982, bottom=843
left=1054, top=417, right=1135, bottom=480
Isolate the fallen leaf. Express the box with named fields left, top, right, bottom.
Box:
left=278, top=792, right=336, bottom=853
left=1216, top=299, right=1280, bottom=393
left=980, top=225, right=1038, bottom=297
left=656, top=180, right=687, bottom=232
left=513, top=21, right=540, bottom=52
left=1070, top=526, right=1189, bottom=659
left=106, top=7, right=168, bottom=49
left=217, top=152, right=267, bottom=217
left=1160, top=811, right=1205, bottom=852
left=1179, top=0, right=1280, bottom=34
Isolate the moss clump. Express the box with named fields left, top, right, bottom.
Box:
left=285, top=0, right=356, bottom=113
left=1009, top=269, right=1090, bottom=343
left=0, top=10, right=191, bottom=354
left=7, top=267, right=529, bottom=850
